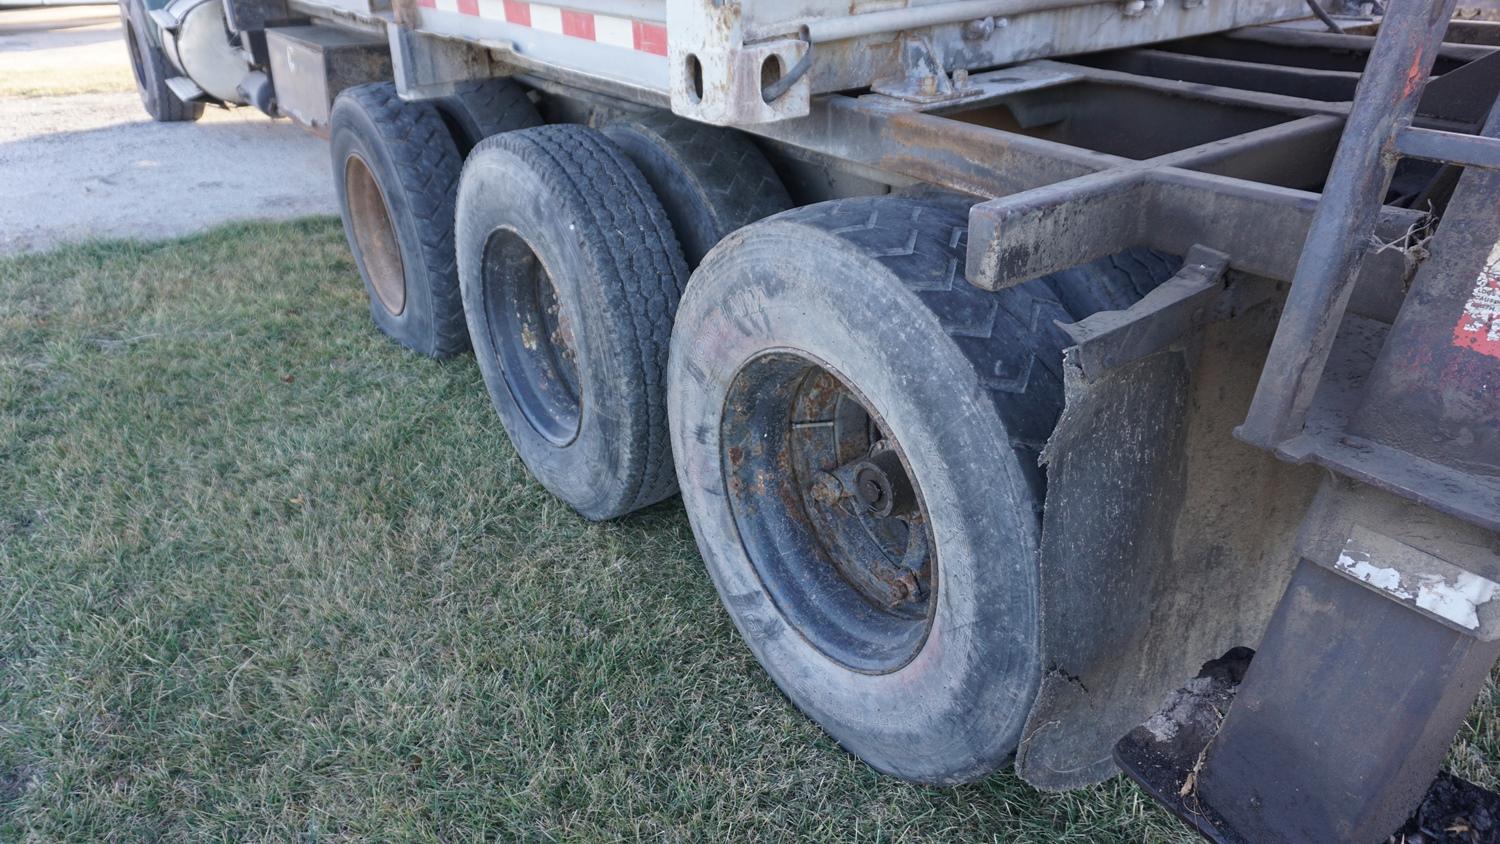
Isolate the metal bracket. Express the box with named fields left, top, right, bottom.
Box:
left=388, top=25, right=496, bottom=99
left=1059, top=245, right=1260, bottom=379
left=164, top=75, right=208, bottom=103
left=869, top=37, right=974, bottom=105
left=149, top=7, right=180, bottom=32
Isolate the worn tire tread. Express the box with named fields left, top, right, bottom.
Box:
left=472, top=124, right=687, bottom=512
left=336, top=82, right=468, bottom=357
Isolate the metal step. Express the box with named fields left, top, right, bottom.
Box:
left=1115, top=643, right=1500, bottom=843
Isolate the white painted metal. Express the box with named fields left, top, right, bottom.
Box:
left=288, top=0, right=1309, bottom=124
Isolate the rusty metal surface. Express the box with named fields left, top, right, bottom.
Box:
left=266, top=24, right=391, bottom=131
left=1059, top=245, right=1237, bottom=379
left=964, top=168, right=1423, bottom=306
left=1237, top=0, right=1462, bottom=448
left=343, top=153, right=406, bottom=315
left=1116, top=642, right=1500, bottom=844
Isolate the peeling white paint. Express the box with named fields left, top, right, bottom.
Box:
left=1414, top=571, right=1498, bottom=631
left=1335, top=538, right=1500, bottom=631
left=1335, top=551, right=1413, bottom=600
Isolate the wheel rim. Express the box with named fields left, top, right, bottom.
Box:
left=344, top=154, right=406, bottom=316
left=479, top=227, right=582, bottom=445
left=721, top=352, right=935, bottom=674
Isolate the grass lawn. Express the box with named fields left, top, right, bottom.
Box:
left=1, top=219, right=1496, bottom=841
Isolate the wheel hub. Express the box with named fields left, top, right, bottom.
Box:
left=721, top=352, right=935, bottom=673
left=344, top=154, right=406, bottom=316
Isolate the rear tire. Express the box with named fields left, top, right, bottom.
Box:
left=602, top=112, right=792, bottom=268
left=456, top=125, right=689, bottom=520
left=330, top=82, right=468, bottom=357
left=433, top=78, right=543, bottom=156
left=119, top=0, right=203, bottom=122
left=668, top=195, right=1176, bottom=784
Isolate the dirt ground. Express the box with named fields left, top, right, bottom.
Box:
left=0, top=4, right=337, bottom=255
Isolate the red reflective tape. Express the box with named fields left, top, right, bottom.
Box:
left=632, top=20, right=667, bottom=55
left=503, top=0, right=530, bottom=24
left=561, top=8, right=594, bottom=39
left=457, top=0, right=479, bottom=15
left=417, top=0, right=437, bottom=8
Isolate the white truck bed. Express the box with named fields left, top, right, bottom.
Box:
left=291, top=0, right=1308, bottom=123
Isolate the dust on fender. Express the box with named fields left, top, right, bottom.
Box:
left=1453, top=239, right=1500, bottom=359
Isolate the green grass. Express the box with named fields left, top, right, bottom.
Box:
left=0, top=219, right=1495, bottom=841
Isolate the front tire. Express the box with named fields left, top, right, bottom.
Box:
left=119, top=0, right=203, bottom=122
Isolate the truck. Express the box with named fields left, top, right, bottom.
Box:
left=114, top=0, right=1500, bottom=836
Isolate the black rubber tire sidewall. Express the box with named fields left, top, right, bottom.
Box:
left=456, top=127, right=687, bottom=520
left=119, top=0, right=203, bottom=122
left=330, top=84, right=467, bottom=357
left=602, top=114, right=792, bottom=268
left=433, top=78, right=543, bottom=155
left=669, top=222, right=1044, bottom=785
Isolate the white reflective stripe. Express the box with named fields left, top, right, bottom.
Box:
left=433, top=0, right=459, bottom=13
left=529, top=3, right=563, bottom=32
left=593, top=14, right=634, bottom=48
left=477, top=0, right=506, bottom=19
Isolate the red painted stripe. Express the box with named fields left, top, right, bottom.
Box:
left=503, top=0, right=530, bottom=25
left=417, top=0, right=437, bottom=8
left=632, top=20, right=667, bottom=55
left=561, top=9, right=594, bottom=39
left=457, top=0, right=479, bottom=15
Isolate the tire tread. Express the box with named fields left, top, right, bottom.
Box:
left=766, top=196, right=1178, bottom=495
left=474, top=125, right=688, bottom=513
left=337, top=82, right=468, bottom=357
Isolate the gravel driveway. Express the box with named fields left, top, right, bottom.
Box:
left=0, top=5, right=337, bottom=255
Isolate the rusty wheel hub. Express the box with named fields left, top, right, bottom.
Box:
left=344, top=153, right=406, bottom=316
left=721, top=353, right=935, bottom=674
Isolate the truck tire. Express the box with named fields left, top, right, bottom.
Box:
left=330, top=83, right=468, bottom=357
left=602, top=112, right=793, bottom=267
left=667, top=195, right=1172, bottom=785
left=433, top=78, right=543, bottom=156
left=456, top=125, right=689, bottom=520
left=119, top=0, right=204, bottom=122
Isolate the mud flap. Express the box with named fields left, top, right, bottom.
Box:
left=1015, top=302, right=1321, bottom=790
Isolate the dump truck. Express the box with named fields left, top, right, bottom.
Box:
left=115, top=0, right=1500, bottom=835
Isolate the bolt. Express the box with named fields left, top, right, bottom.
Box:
left=962, top=15, right=995, bottom=40
left=808, top=471, right=845, bottom=506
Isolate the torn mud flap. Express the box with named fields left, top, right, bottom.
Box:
left=1115, top=647, right=1500, bottom=844
left=1013, top=256, right=1318, bottom=790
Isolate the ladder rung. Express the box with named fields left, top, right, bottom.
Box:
left=1396, top=126, right=1500, bottom=172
